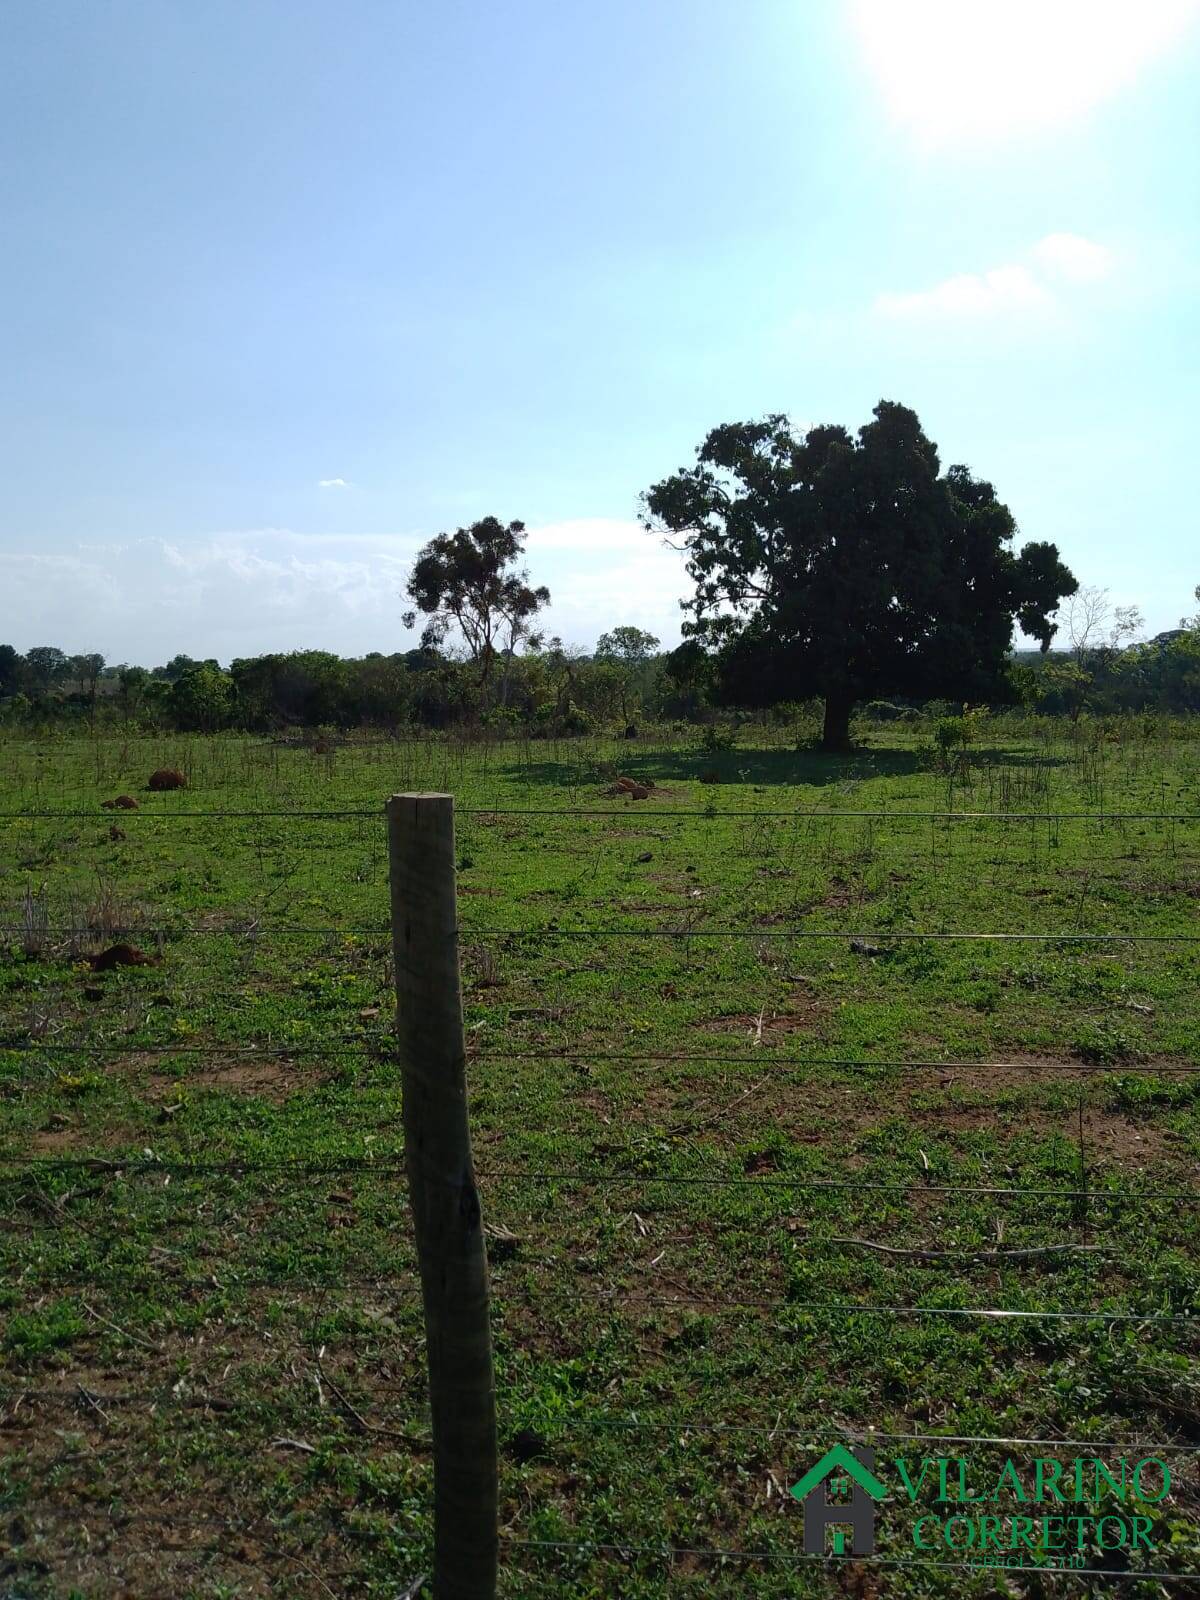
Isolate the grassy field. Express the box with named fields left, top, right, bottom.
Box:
left=1, top=723, right=1199, bottom=1597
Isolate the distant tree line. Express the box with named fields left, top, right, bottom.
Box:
left=3, top=614, right=1198, bottom=738
left=4, top=404, right=1198, bottom=738
left=0, top=635, right=677, bottom=735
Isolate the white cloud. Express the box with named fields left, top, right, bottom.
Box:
left=0, top=522, right=690, bottom=663
left=1030, top=232, right=1116, bottom=283
left=876, top=264, right=1050, bottom=320
left=317, top=477, right=349, bottom=489
left=851, top=0, right=1199, bottom=148
left=873, top=233, right=1114, bottom=321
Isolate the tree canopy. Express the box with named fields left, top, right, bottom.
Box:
left=642, top=401, right=1078, bottom=749
left=403, top=517, right=549, bottom=700
left=595, top=626, right=660, bottom=663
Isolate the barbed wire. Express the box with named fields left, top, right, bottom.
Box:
left=5, top=921, right=1200, bottom=942
left=2, top=805, right=1198, bottom=821
left=3, top=1152, right=1196, bottom=1204
left=5, top=1268, right=1193, bottom=1331
left=504, top=1537, right=1198, bottom=1582
left=557, top=1414, right=1200, bottom=1453
left=2, top=1039, right=1197, bottom=1078
left=0, top=1214, right=1150, bottom=1274
left=528, top=1290, right=1195, bottom=1327
left=9, top=1385, right=1200, bottom=1461
left=2, top=1030, right=1200, bottom=1081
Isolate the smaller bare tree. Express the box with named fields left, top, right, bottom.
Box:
left=1053, top=586, right=1144, bottom=720
left=403, top=517, right=550, bottom=707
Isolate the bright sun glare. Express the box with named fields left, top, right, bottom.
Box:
left=851, top=0, right=1199, bottom=147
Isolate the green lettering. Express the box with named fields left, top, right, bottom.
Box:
left=994, top=1459, right=1027, bottom=1503
left=1042, top=1515, right=1065, bottom=1549
left=1131, top=1515, right=1155, bottom=1549
left=1133, top=1458, right=1171, bottom=1503
left=943, top=1515, right=975, bottom=1549
left=1035, top=1459, right=1066, bottom=1503
left=1010, top=1515, right=1037, bottom=1549
left=913, top=1515, right=937, bottom=1549
left=894, top=1457, right=936, bottom=1501
left=977, top=1515, right=1003, bottom=1549
left=1097, top=1515, right=1128, bottom=1549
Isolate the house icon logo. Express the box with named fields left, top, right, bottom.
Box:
left=790, top=1444, right=887, bottom=1556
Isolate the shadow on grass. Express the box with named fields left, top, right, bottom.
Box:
left=501, top=742, right=1069, bottom=794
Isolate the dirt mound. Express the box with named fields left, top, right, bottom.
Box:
left=147, top=768, right=187, bottom=791
left=86, top=943, right=159, bottom=972
left=101, top=795, right=139, bottom=810
left=605, top=775, right=654, bottom=800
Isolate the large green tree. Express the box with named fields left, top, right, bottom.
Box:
left=643, top=401, right=1077, bottom=750
left=0, top=646, right=23, bottom=696
left=24, top=646, right=69, bottom=694
left=594, top=626, right=661, bottom=725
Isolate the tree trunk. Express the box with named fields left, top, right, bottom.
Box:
left=821, top=692, right=853, bottom=753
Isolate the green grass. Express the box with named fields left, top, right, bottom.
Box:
left=0, top=723, right=1198, bottom=1596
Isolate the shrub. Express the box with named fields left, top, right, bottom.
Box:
left=699, top=724, right=737, bottom=755
left=934, top=716, right=969, bottom=753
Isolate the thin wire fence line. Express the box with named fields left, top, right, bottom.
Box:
left=0, top=1039, right=393, bottom=1057
left=0, top=1202, right=1173, bottom=1257
left=3, top=805, right=1199, bottom=821
left=474, top=1049, right=1200, bottom=1076
left=0, top=1502, right=397, bottom=1551
left=0, top=1384, right=429, bottom=1437
left=7, top=1385, right=1200, bottom=1460
left=7, top=1039, right=1197, bottom=1076
left=6, top=922, right=1200, bottom=943
left=4, top=1152, right=1199, bottom=1203
left=471, top=927, right=1200, bottom=943
left=5, top=1268, right=425, bottom=1296
left=505, top=1538, right=1198, bottom=1581
left=518, top=1289, right=1195, bottom=1327
left=0, top=1227, right=1156, bottom=1271
left=559, top=1416, right=1200, bottom=1453
left=9, top=1273, right=1193, bottom=1330
left=0, top=1500, right=1188, bottom=1585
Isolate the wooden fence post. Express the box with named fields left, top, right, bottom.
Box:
left=387, top=793, right=498, bottom=1599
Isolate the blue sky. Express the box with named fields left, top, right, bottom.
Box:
left=2, top=0, right=1197, bottom=663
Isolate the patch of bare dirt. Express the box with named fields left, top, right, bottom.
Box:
left=144, top=1055, right=307, bottom=1102
left=614, top=899, right=691, bottom=915
left=754, top=876, right=877, bottom=922
left=818, top=873, right=873, bottom=910
left=654, top=1056, right=1194, bottom=1172
left=27, top=1123, right=94, bottom=1155
left=697, top=996, right=831, bottom=1044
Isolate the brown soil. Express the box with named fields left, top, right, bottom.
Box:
left=86, top=943, right=159, bottom=971
left=697, top=995, right=831, bottom=1043
left=147, top=768, right=187, bottom=791
left=143, top=1054, right=307, bottom=1102
left=675, top=1060, right=1188, bottom=1171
